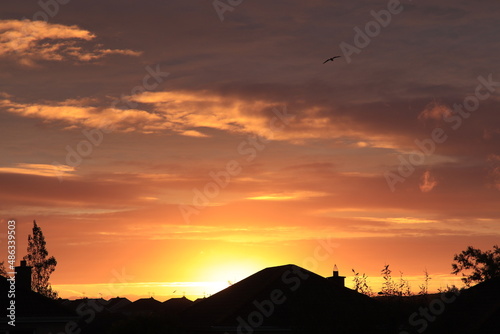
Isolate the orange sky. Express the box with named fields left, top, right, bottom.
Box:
left=0, top=1, right=499, bottom=300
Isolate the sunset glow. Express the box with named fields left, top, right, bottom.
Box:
left=1, top=1, right=499, bottom=304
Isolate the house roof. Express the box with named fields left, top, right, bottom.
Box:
left=162, top=296, right=193, bottom=313
left=181, top=264, right=385, bottom=332
left=119, top=297, right=163, bottom=313
left=429, top=277, right=500, bottom=333
left=105, top=297, right=132, bottom=312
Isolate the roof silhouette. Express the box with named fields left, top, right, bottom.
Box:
left=429, top=277, right=500, bottom=333
left=181, top=264, right=386, bottom=333
left=162, top=296, right=193, bottom=314
left=120, top=297, right=163, bottom=314
left=105, top=297, right=132, bottom=312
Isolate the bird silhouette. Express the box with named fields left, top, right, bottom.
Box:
left=323, top=56, right=341, bottom=64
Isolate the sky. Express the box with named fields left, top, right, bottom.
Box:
left=0, top=0, right=499, bottom=301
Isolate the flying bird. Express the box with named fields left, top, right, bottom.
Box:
left=323, top=56, right=341, bottom=64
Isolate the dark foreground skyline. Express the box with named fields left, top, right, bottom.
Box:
left=2, top=261, right=499, bottom=333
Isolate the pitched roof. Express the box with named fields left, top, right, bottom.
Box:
left=429, top=277, right=500, bottom=333
left=119, top=297, right=163, bottom=313
left=181, top=264, right=385, bottom=332
left=162, top=296, right=193, bottom=313
left=105, top=297, right=132, bottom=312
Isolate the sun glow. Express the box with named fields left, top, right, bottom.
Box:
left=201, top=259, right=266, bottom=285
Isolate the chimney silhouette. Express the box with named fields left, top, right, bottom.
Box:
left=15, top=260, right=32, bottom=292
left=327, top=264, right=345, bottom=287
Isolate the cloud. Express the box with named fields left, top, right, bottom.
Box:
left=1, top=90, right=295, bottom=138
left=0, top=19, right=141, bottom=66
left=355, top=216, right=438, bottom=225
left=0, top=96, right=164, bottom=133
left=131, top=90, right=288, bottom=138
left=418, top=101, right=452, bottom=121
left=0, top=163, right=75, bottom=178
left=246, top=191, right=327, bottom=201
left=2, top=81, right=499, bottom=162
left=419, top=170, right=438, bottom=193
left=130, top=90, right=401, bottom=146
left=180, top=130, right=211, bottom=138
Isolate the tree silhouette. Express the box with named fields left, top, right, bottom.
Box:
left=452, top=245, right=500, bottom=287
left=23, top=220, right=58, bottom=299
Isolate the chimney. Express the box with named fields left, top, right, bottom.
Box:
left=327, top=264, right=345, bottom=287
left=15, top=260, right=32, bottom=292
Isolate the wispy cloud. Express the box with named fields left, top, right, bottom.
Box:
left=355, top=216, right=438, bottom=225
left=0, top=19, right=140, bottom=66
left=247, top=191, right=327, bottom=201
left=1, top=90, right=291, bottom=137
left=0, top=163, right=74, bottom=178
left=131, top=90, right=286, bottom=138
left=419, top=170, right=438, bottom=193
left=0, top=96, right=163, bottom=132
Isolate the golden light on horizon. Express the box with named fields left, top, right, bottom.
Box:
left=247, top=194, right=295, bottom=201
